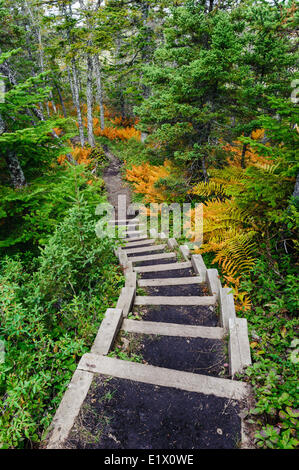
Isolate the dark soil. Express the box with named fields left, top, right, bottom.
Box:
left=102, top=147, right=132, bottom=216
left=144, top=283, right=207, bottom=296
left=123, top=333, right=227, bottom=377
left=140, top=267, right=195, bottom=279
left=133, top=257, right=178, bottom=267
left=123, top=242, right=157, bottom=250
left=136, top=304, right=219, bottom=327
left=127, top=249, right=166, bottom=258
left=66, top=376, right=241, bottom=449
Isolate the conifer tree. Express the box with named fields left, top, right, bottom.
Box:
left=136, top=1, right=244, bottom=179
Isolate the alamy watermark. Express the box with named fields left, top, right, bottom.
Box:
left=95, top=195, right=203, bottom=249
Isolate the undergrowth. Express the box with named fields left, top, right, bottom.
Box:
left=0, top=185, right=124, bottom=448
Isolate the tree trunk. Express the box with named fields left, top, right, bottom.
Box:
left=54, top=82, right=67, bottom=118
left=1, top=113, right=27, bottom=188
left=61, top=1, right=85, bottom=147
left=72, top=60, right=85, bottom=147
left=241, top=142, right=248, bottom=169
left=67, top=66, right=75, bottom=107
left=140, top=1, right=152, bottom=99
left=94, top=55, right=105, bottom=130
left=202, top=155, right=209, bottom=183
left=49, top=90, right=57, bottom=115
left=86, top=54, right=95, bottom=147
left=292, top=172, right=299, bottom=201
left=55, top=82, right=67, bottom=118
left=4, top=150, right=27, bottom=189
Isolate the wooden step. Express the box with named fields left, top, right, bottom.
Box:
left=78, top=354, right=249, bottom=400
left=125, top=244, right=167, bottom=255
left=124, top=239, right=155, bottom=248
left=122, top=319, right=224, bottom=339
left=134, top=261, right=192, bottom=273
left=138, top=276, right=201, bottom=287
left=113, top=223, right=145, bottom=229
left=109, top=219, right=139, bottom=224
left=123, top=236, right=148, bottom=243
left=134, top=295, right=216, bottom=306
left=124, top=230, right=147, bottom=238
left=130, top=252, right=176, bottom=264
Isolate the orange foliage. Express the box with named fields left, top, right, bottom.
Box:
left=53, top=127, right=63, bottom=137
left=111, top=116, right=139, bottom=127
left=222, top=132, right=270, bottom=168
left=126, top=161, right=172, bottom=203
left=94, top=125, right=141, bottom=141
left=58, top=145, right=93, bottom=166
left=76, top=109, right=141, bottom=141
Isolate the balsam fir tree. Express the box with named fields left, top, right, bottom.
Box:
left=136, top=1, right=244, bottom=180
left=0, top=50, right=64, bottom=188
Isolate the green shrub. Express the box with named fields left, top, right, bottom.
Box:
left=240, top=256, right=299, bottom=449
left=0, top=164, right=105, bottom=253
left=0, top=204, right=124, bottom=448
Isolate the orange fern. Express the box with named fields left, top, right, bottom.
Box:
left=126, top=161, right=172, bottom=203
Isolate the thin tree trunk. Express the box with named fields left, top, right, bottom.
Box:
left=86, top=54, right=95, bottom=147
left=94, top=55, right=105, bottom=130
left=61, top=1, right=85, bottom=147
left=202, top=156, right=208, bottom=183
left=292, top=172, right=299, bottom=200
left=1, top=112, right=27, bottom=188
left=67, top=65, right=75, bottom=106
left=140, top=1, right=152, bottom=99
left=55, top=82, right=67, bottom=118
left=24, top=1, right=51, bottom=116
left=241, top=142, right=248, bottom=169
left=72, top=60, right=85, bottom=147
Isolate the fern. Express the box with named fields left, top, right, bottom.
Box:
left=190, top=197, right=257, bottom=281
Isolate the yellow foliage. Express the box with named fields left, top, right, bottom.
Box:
left=126, top=161, right=172, bottom=203
left=251, top=128, right=265, bottom=140
left=187, top=195, right=256, bottom=311
left=223, top=275, right=252, bottom=312
left=190, top=198, right=256, bottom=274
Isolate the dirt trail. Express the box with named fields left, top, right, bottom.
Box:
left=102, top=146, right=132, bottom=216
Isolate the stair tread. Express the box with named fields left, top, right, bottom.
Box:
left=109, top=219, right=139, bottom=224
left=125, top=244, right=167, bottom=255
left=134, top=261, right=191, bottom=273
left=138, top=276, right=201, bottom=287
left=134, top=295, right=216, bottom=306
left=123, top=236, right=148, bottom=242
left=78, top=354, right=249, bottom=400
left=124, top=239, right=155, bottom=248
left=122, top=319, right=224, bottom=339
left=130, top=252, right=176, bottom=263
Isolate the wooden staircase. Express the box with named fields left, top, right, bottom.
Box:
left=46, top=216, right=252, bottom=449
